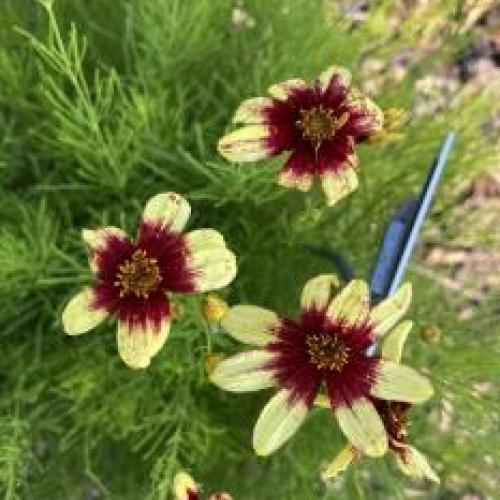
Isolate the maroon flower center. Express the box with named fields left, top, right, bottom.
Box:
left=306, top=332, right=351, bottom=371
left=266, top=310, right=378, bottom=407
left=296, top=106, right=349, bottom=150
left=114, top=249, right=161, bottom=298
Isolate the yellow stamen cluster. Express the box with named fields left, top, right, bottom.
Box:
left=306, top=332, right=350, bottom=371
left=115, top=249, right=161, bottom=298
left=296, top=107, right=349, bottom=150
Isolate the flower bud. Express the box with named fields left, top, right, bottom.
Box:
left=203, top=294, right=229, bottom=323
left=421, top=325, right=442, bottom=344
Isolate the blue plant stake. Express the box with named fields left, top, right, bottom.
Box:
left=367, top=132, right=456, bottom=354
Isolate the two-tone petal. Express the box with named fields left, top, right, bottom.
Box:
left=173, top=471, right=199, bottom=500
left=253, top=389, right=309, bottom=456
left=142, top=192, right=191, bottom=233
left=318, top=65, right=352, bottom=93
left=82, top=226, right=130, bottom=274
left=116, top=316, right=171, bottom=369
left=344, top=91, right=384, bottom=136
left=335, top=398, right=388, bottom=457
left=233, top=97, right=273, bottom=124
left=218, top=125, right=274, bottom=162
left=278, top=162, right=314, bottom=192
left=185, top=229, right=237, bottom=292
left=267, top=78, right=307, bottom=100
left=62, top=287, right=108, bottom=335
left=82, top=226, right=128, bottom=253
left=320, top=167, right=359, bottom=207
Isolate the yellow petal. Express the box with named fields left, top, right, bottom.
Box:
left=301, top=274, right=340, bottom=311
left=321, top=444, right=357, bottom=480
left=173, top=471, right=198, bottom=500
left=217, top=125, right=273, bottom=162
left=221, top=305, right=279, bottom=346
left=185, top=228, right=227, bottom=251
left=188, top=247, right=237, bottom=292
left=327, top=279, right=370, bottom=325
left=209, top=350, right=275, bottom=392
left=371, top=360, right=434, bottom=403
left=233, top=97, right=273, bottom=124
left=142, top=192, right=191, bottom=232
left=253, top=390, right=309, bottom=456
left=335, top=398, right=387, bottom=457
left=321, top=167, right=359, bottom=207
left=318, top=65, right=352, bottom=92
left=62, top=287, right=108, bottom=335
left=369, top=283, right=412, bottom=337
left=395, top=445, right=440, bottom=483
left=267, top=78, right=307, bottom=101
left=277, top=168, right=313, bottom=192
left=116, top=317, right=170, bottom=369
left=381, top=320, right=413, bottom=363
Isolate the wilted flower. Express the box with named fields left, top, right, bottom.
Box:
left=210, top=275, right=433, bottom=456
left=322, top=320, right=439, bottom=482
left=62, top=193, right=237, bottom=369
left=173, top=471, right=233, bottom=500
left=218, top=66, right=383, bottom=206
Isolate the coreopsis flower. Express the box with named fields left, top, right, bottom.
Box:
left=173, top=471, right=233, bottom=500
left=218, top=66, right=383, bottom=206
left=322, top=321, right=439, bottom=482
left=210, top=275, right=433, bottom=457
left=62, top=193, right=237, bottom=369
